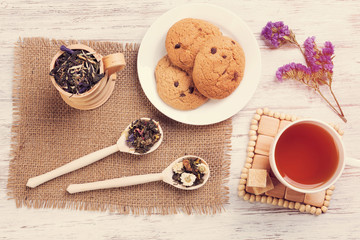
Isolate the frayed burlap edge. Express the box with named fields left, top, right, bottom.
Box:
left=12, top=37, right=137, bottom=52
left=7, top=37, right=232, bottom=215
left=7, top=38, right=23, bottom=204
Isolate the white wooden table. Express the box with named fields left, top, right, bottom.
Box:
left=1, top=1, right=360, bottom=239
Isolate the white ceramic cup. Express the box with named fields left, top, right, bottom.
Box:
left=269, top=118, right=360, bottom=194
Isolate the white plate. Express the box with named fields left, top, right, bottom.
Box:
left=137, top=3, right=261, bottom=125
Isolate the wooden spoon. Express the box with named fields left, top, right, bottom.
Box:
left=26, top=118, right=163, bottom=188
left=66, top=155, right=210, bottom=194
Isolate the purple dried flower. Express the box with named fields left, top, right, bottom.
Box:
left=304, top=37, right=324, bottom=72
left=261, top=21, right=292, bottom=48
left=60, top=45, right=74, bottom=55
left=322, top=41, right=334, bottom=55
left=77, top=82, right=90, bottom=94
left=303, top=37, right=335, bottom=73
left=263, top=21, right=345, bottom=122
left=304, top=37, right=317, bottom=67
left=126, top=133, right=135, bottom=143
left=324, top=63, right=334, bottom=72
left=276, top=62, right=311, bottom=82
left=276, top=70, right=283, bottom=81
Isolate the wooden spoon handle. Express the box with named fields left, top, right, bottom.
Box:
left=26, top=144, right=119, bottom=188
left=67, top=173, right=163, bottom=194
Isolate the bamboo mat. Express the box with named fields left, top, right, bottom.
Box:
left=238, top=108, right=337, bottom=215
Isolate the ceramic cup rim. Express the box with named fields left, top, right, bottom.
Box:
left=269, top=118, right=345, bottom=194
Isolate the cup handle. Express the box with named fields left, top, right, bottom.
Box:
left=346, top=157, right=360, bottom=167
left=102, top=53, right=126, bottom=76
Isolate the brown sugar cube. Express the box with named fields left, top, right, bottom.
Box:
left=285, top=188, right=305, bottom=202
left=254, top=135, right=274, bottom=156
left=304, top=190, right=326, bottom=207
left=258, top=115, right=280, bottom=137
left=246, top=185, right=255, bottom=194
left=252, top=154, right=271, bottom=172
left=265, top=177, right=286, bottom=199
left=251, top=173, right=274, bottom=195
left=277, top=120, right=291, bottom=133
left=247, top=169, right=267, bottom=188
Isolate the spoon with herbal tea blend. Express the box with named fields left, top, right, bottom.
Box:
left=26, top=118, right=163, bottom=188
left=66, top=155, right=210, bottom=194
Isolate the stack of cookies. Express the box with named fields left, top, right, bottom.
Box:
left=155, top=18, right=246, bottom=110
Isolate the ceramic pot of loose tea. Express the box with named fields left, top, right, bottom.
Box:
left=49, top=44, right=126, bottom=110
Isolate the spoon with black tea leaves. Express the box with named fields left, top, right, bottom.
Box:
left=66, top=155, right=210, bottom=194
left=26, top=118, right=163, bottom=188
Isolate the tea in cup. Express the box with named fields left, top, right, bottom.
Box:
left=269, top=119, right=347, bottom=193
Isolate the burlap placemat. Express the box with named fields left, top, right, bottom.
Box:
left=7, top=37, right=232, bottom=215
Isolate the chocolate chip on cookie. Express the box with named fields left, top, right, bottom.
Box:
left=232, top=72, right=239, bottom=81
left=189, top=87, right=194, bottom=94
left=211, top=47, right=217, bottom=54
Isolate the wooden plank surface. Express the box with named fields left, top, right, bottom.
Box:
left=0, top=0, right=359, bottom=239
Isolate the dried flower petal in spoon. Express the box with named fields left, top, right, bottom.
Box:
left=126, top=119, right=161, bottom=154
left=172, top=157, right=209, bottom=188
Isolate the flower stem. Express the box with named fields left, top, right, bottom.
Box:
left=293, top=41, right=310, bottom=66
left=291, top=39, right=346, bottom=123
left=315, top=88, right=347, bottom=123
left=294, top=42, right=305, bottom=56
left=329, top=86, right=346, bottom=117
